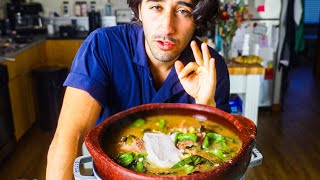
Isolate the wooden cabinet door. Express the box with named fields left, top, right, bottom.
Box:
left=8, top=73, right=37, bottom=140
left=45, top=40, right=83, bottom=68
left=4, top=41, right=46, bottom=140
left=3, top=40, right=82, bottom=140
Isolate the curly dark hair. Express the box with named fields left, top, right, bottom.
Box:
left=127, top=0, right=220, bottom=37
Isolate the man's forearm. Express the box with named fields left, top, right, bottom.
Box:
left=46, top=87, right=102, bottom=180
left=46, top=131, right=82, bottom=180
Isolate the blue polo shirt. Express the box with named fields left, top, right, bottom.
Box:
left=64, top=23, right=230, bottom=125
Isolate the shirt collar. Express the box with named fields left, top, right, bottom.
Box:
left=132, top=25, right=149, bottom=67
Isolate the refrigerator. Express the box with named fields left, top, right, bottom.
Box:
left=232, top=0, right=282, bottom=107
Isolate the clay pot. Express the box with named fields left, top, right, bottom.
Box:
left=85, top=103, right=256, bottom=180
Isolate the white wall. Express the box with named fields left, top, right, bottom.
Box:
left=32, top=0, right=129, bottom=17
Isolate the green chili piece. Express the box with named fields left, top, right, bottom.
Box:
left=185, top=165, right=195, bottom=174
left=131, top=118, right=145, bottom=127
left=192, top=156, right=202, bottom=166
left=159, top=119, right=166, bottom=129
left=136, top=161, right=145, bottom=172
left=211, top=148, right=225, bottom=159
left=202, top=136, right=210, bottom=148
left=118, top=152, right=134, bottom=166
left=225, top=136, right=235, bottom=142
left=184, top=156, right=193, bottom=164
left=171, top=160, right=186, bottom=169
left=221, top=141, right=227, bottom=149
left=207, top=133, right=224, bottom=143
left=177, top=133, right=197, bottom=142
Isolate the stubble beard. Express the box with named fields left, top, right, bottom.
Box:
left=146, top=36, right=181, bottom=63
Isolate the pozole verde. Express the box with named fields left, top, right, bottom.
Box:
left=103, top=114, right=242, bottom=176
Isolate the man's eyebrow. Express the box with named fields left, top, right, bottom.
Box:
left=146, top=0, right=163, bottom=2
left=145, top=0, right=194, bottom=8
left=177, top=1, right=194, bottom=8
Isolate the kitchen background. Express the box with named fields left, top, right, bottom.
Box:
left=0, top=0, right=129, bottom=17
left=35, top=0, right=129, bottom=16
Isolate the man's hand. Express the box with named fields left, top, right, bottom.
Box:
left=175, top=40, right=216, bottom=107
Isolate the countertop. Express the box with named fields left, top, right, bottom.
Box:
left=0, top=36, right=46, bottom=61
left=46, top=31, right=89, bottom=40
left=0, top=31, right=88, bottom=60
left=226, top=60, right=265, bottom=75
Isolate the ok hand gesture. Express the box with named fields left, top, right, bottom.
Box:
left=175, top=40, right=216, bottom=107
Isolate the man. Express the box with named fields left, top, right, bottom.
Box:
left=46, top=0, right=230, bottom=179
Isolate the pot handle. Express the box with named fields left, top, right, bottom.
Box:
left=74, top=155, right=97, bottom=180
left=249, top=147, right=263, bottom=168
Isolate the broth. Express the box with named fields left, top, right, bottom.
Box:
left=103, top=115, right=242, bottom=176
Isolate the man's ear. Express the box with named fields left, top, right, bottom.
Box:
left=138, top=4, right=142, bottom=21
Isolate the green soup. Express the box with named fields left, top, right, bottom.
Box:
left=103, top=115, right=242, bottom=176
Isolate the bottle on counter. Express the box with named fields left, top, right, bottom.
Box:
left=80, top=1, right=88, bottom=16
left=90, top=1, right=96, bottom=12
left=105, top=0, right=112, bottom=16
left=63, top=1, right=70, bottom=16
left=47, top=20, right=55, bottom=35
left=74, top=1, right=81, bottom=16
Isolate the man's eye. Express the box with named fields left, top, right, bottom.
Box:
left=177, top=9, right=192, bottom=16
left=151, top=5, right=162, bottom=11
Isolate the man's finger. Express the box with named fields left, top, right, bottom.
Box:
left=209, top=58, right=216, bottom=82
left=190, top=41, right=204, bottom=66
left=201, top=43, right=210, bottom=68
left=175, top=60, right=184, bottom=75
left=177, top=62, right=198, bottom=79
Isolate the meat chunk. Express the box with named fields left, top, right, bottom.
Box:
left=196, top=132, right=206, bottom=144
left=176, top=132, right=206, bottom=151
left=118, top=135, right=146, bottom=153
left=176, top=140, right=197, bottom=150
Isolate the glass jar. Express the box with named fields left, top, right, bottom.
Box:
left=80, top=1, right=88, bottom=16
left=74, top=2, right=81, bottom=16
left=90, top=1, right=96, bottom=12
left=105, top=0, right=111, bottom=16
left=63, top=1, right=70, bottom=16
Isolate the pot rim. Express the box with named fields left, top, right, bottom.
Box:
left=85, top=103, right=256, bottom=179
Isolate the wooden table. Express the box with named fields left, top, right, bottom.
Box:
left=227, top=61, right=265, bottom=125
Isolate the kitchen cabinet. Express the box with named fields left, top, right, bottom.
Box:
left=3, top=41, right=46, bottom=140
left=45, top=40, right=83, bottom=68
left=7, top=74, right=37, bottom=139
left=0, top=64, right=16, bottom=164
left=228, top=63, right=265, bottom=125
left=1, top=39, right=80, bottom=140
left=2, top=39, right=80, bottom=140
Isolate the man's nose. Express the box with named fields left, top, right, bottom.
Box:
left=161, top=11, right=175, bottom=35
